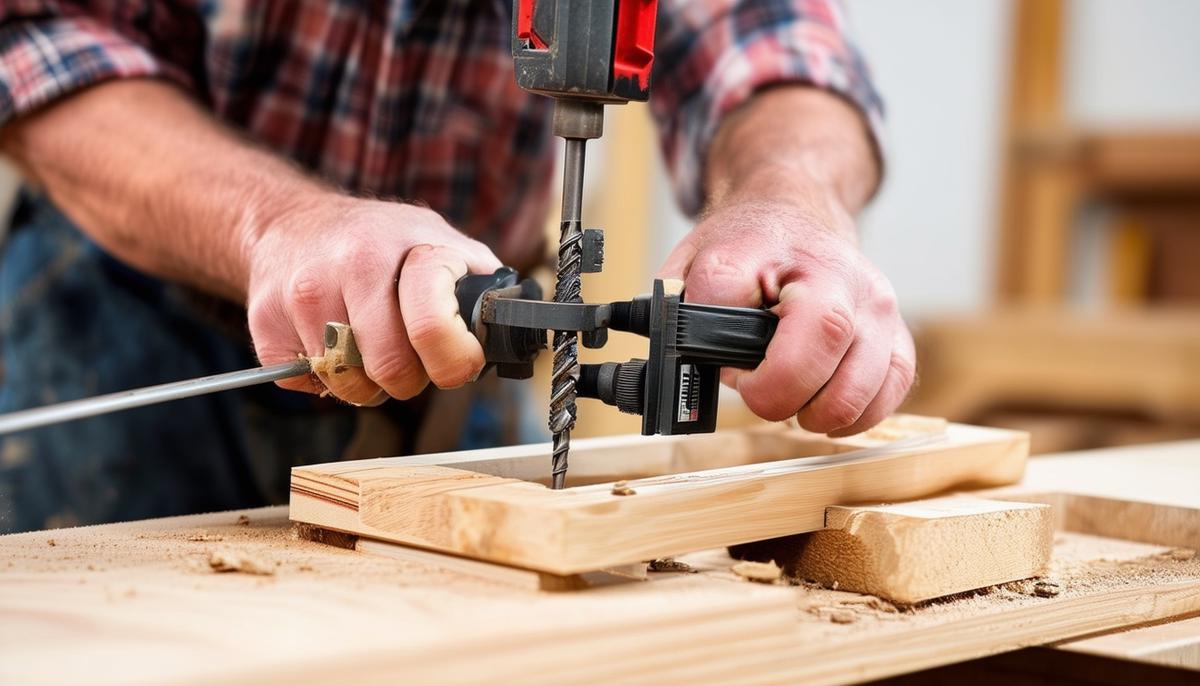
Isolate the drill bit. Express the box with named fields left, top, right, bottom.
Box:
left=549, top=136, right=587, bottom=489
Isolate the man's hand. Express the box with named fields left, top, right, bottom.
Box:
left=1, top=79, right=499, bottom=405
left=247, top=196, right=500, bottom=404
left=660, top=87, right=915, bottom=436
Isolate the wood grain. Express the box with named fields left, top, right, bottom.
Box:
left=736, top=498, right=1054, bottom=604
left=290, top=418, right=1030, bottom=573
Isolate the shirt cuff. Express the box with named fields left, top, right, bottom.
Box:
left=654, top=16, right=886, bottom=217
left=0, top=16, right=190, bottom=126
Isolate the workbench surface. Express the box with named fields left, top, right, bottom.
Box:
left=2, top=441, right=1198, bottom=685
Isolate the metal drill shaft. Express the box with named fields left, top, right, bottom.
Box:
left=549, top=137, right=587, bottom=489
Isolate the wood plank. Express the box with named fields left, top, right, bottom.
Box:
left=1059, top=616, right=1200, bottom=670
left=733, top=498, right=1053, bottom=604
left=5, top=457, right=1200, bottom=686
left=907, top=308, right=1200, bottom=426
left=290, top=418, right=1029, bottom=574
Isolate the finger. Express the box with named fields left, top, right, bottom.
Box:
left=735, top=278, right=856, bottom=421
left=679, top=247, right=763, bottom=307
left=248, top=295, right=323, bottom=395
left=283, top=266, right=384, bottom=404
left=399, top=244, right=486, bottom=389
left=829, top=322, right=917, bottom=437
left=342, top=266, right=430, bottom=401
left=794, top=317, right=892, bottom=434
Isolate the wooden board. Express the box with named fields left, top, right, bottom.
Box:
left=2, top=442, right=1200, bottom=685
left=290, top=417, right=1029, bottom=574
left=1059, top=616, right=1200, bottom=671
left=733, top=498, right=1054, bottom=604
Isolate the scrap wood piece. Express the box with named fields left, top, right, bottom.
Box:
left=735, top=497, right=1053, bottom=605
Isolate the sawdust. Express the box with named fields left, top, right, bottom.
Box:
left=732, top=560, right=782, bottom=584
left=236, top=515, right=251, bottom=526
left=647, top=558, right=695, bottom=573
left=1162, top=547, right=1196, bottom=562
left=205, top=549, right=275, bottom=576
left=610, top=480, right=636, bottom=496
left=186, top=532, right=224, bottom=542
left=308, top=349, right=348, bottom=376
left=47, top=539, right=56, bottom=547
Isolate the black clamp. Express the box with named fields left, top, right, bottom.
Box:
left=455, top=268, right=778, bottom=436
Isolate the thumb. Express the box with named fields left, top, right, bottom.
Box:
left=678, top=247, right=763, bottom=307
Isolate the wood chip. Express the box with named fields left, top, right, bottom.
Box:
left=648, top=558, right=694, bottom=573
left=732, top=560, right=782, bottom=584
left=828, top=608, right=857, bottom=624
left=1033, top=580, right=1061, bottom=597
left=611, top=480, right=636, bottom=496
left=207, top=550, right=274, bottom=576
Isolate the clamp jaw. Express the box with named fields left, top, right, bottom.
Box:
left=456, top=267, right=778, bottom=437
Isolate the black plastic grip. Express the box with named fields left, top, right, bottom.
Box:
left=675, top=303, right=778, bottom=369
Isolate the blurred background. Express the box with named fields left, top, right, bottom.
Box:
left=542, top=0, right=1200, bottom=453
left=2, top=0, right=1197, bottom=455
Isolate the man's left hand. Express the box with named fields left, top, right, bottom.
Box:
left=659, top=88, right=915, bottom=435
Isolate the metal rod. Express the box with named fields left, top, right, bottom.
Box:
left=0, top=359, right=312, bottom=436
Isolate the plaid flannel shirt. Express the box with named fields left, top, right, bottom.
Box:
left=0, top=0, right=882, bottom=267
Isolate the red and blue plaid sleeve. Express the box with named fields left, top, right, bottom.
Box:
left=0, top=8, right=195, bottom=126
left=651, top=0, right=885, bottom=216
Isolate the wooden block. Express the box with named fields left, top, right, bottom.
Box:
left=291, top=418, right=1029, bottom=574
left=737, top=498, right=1053, bottom=604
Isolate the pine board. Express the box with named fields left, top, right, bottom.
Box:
left=290, top=418, right=1030, bottom=574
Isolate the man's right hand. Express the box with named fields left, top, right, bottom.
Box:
left=246, top=195, right=502, bottom=405
left=1, top=80, right=503, bottom=407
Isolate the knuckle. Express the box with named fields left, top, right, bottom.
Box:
left=741, top=387, right=797, bottom=423
left=286, top=267, right=328, bottom=309
left=368, top=351, right=428, bottom=397
left=872, top=286, right=899, bottom=317
left=428, top=348, right=484, bottom=389
left=404, top=314, right=445, bottom=349
left=818, top=305, right=856, bottom=352
left=810, top=394, right=866, bottom=432
left=687, top=251, right=743, bottom=295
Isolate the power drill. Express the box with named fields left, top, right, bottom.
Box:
left=511, top=0, right=659, bottom=489
left=456, top=0, right=778, bottom=488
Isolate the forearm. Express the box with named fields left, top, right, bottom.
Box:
left=0, top=78, right=329, bottom=302
left=704, top=87, right=881, bottom=226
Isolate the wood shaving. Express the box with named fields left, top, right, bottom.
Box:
left=207, top=549, right=275, bottom=576
left=611, top=480, right=636, bottom=496
left=308, top=350, right=348, bottom=376
left=731, top=560, right=782, bottom=584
